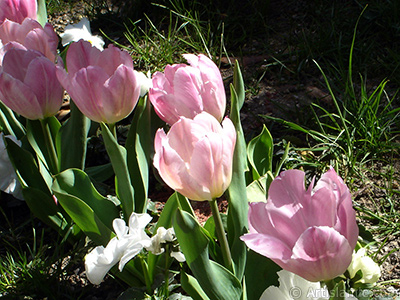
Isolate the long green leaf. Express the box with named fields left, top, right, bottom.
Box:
left=26, top=118, right=60, bottom=173
left=180, top=271, right=211, bottom=300
left=5, top=137, right=50, bottom=192
left=0, top=101, right=25, bottom=139
left=126, top=96, right=151, bottom=213
left=57, top=101, right=90, bottom=171
left=174, top=209, right=242, bottom=300
left=226, top=62, right=248, bottom=281
left=100, top=122, right=135, bottom=218
left=4, top=137, right=71, bottom=231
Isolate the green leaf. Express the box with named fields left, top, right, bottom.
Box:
left=85, top=163, right=114, bottom=183
left=246, top=176, right=267, bottom=202
left=101, top=122, right=135, bottom=218
left=174, top=209, right=242, bottom=300
left=126, top=96, right=151, bottom=213
left=57, top=101, right=90, bottom=171
left=226, top=62, right=248, bottom=281
left=328, top=280, right=346, bottom=300
left=180, top=271, right=211, bottom=300
left=247, top=125, right=273, bottom=180
left=36, top=0, right=47, bottom=27
left=0, top=101, right=25, bottom=139
left=52, top=168, right=119, bottom=231
left=4, top=137, right=72, bottom=231
left=23, top=186, right=72, bottom=232
left=52, top=189, right=114, bottom=245
left=4, top=136, right=50, bottom=193
left=244, top=250, right=280, bottom=300
left=26, top=118, right=60, bottom=174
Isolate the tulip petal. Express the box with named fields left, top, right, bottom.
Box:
left=24, top=56, right=63, bottom=118
left=66, top=40, right=98, bottom=74
left=288, top=226, right=353, bottom=282
left=103, top=64, right=139, bottom=123
left=184, top=54, right=226, bottom=121
left=2, top=47, right=42, bottom=80
left=0, top=72, right=42, bottom=119
left=25, top=25, right=58, bottom=62
left=98, top=45, right=133, bottom=76
left=68, top=66, right=111, bottom=123
left=315, top=168, right=359, bottom=248
left=240, top=231, right=293, bottom=261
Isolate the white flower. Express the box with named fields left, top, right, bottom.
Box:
left=146, top=227, right=175, bottom=255
left=135, top=70, right=153, bottom=97
left=260, top=270, right=358, bottom=300
left=145, top=227, right=185, bottom=262
left=85, top=212, right=152, bottom=285
left=347, top=248, right=381, bottom=285
left=0, top=133, right=23, bottom=200
left=60, top=17, right=105, bottom=50
left=170, top=250, right=185, bottom=262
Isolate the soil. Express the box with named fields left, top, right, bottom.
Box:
left=1, top=0, right=399, bottom=299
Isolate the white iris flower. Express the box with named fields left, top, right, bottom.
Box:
left=85, top=212, right=152, bottom=285
left=60, top=17, right=105, bottom=50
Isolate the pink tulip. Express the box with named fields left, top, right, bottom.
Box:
left=241, top=168, right=359, bottom=282
left=56, top=40, right=141, bottom=124
left=0, top=18, right=59, bottom=64
left=0, top=18, right=58, bottom=61
left=0, top=0, right=37, bottom=25
left=149, top=54, right=226, bottom=125
left=153, top=112, right=236, bottom=201
left=0, top=48, right=64, bottom=120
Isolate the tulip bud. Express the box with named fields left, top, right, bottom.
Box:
left=149, top=54, right=226, bottom=125
left=56, top=40, right=141, bottom=124
left=0, top=0, right=37, bottom=25
left=153, top=112, right=236, bottom=201
left=0, top=48, right=63, bottom=120
left=0, top=18, right=59, bottom=64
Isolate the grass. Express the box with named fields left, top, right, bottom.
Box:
left=0, top=204, right=104, bottom=299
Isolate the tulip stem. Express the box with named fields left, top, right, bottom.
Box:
left=40, top=118, right=59, bottom=174
left=325, top=279, right=345, bottom=300
left=140, top=256, right=152, bottom=295
left=107, top=123, right=117, bottom=139
left=209, top=198, right=233, bottom=273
